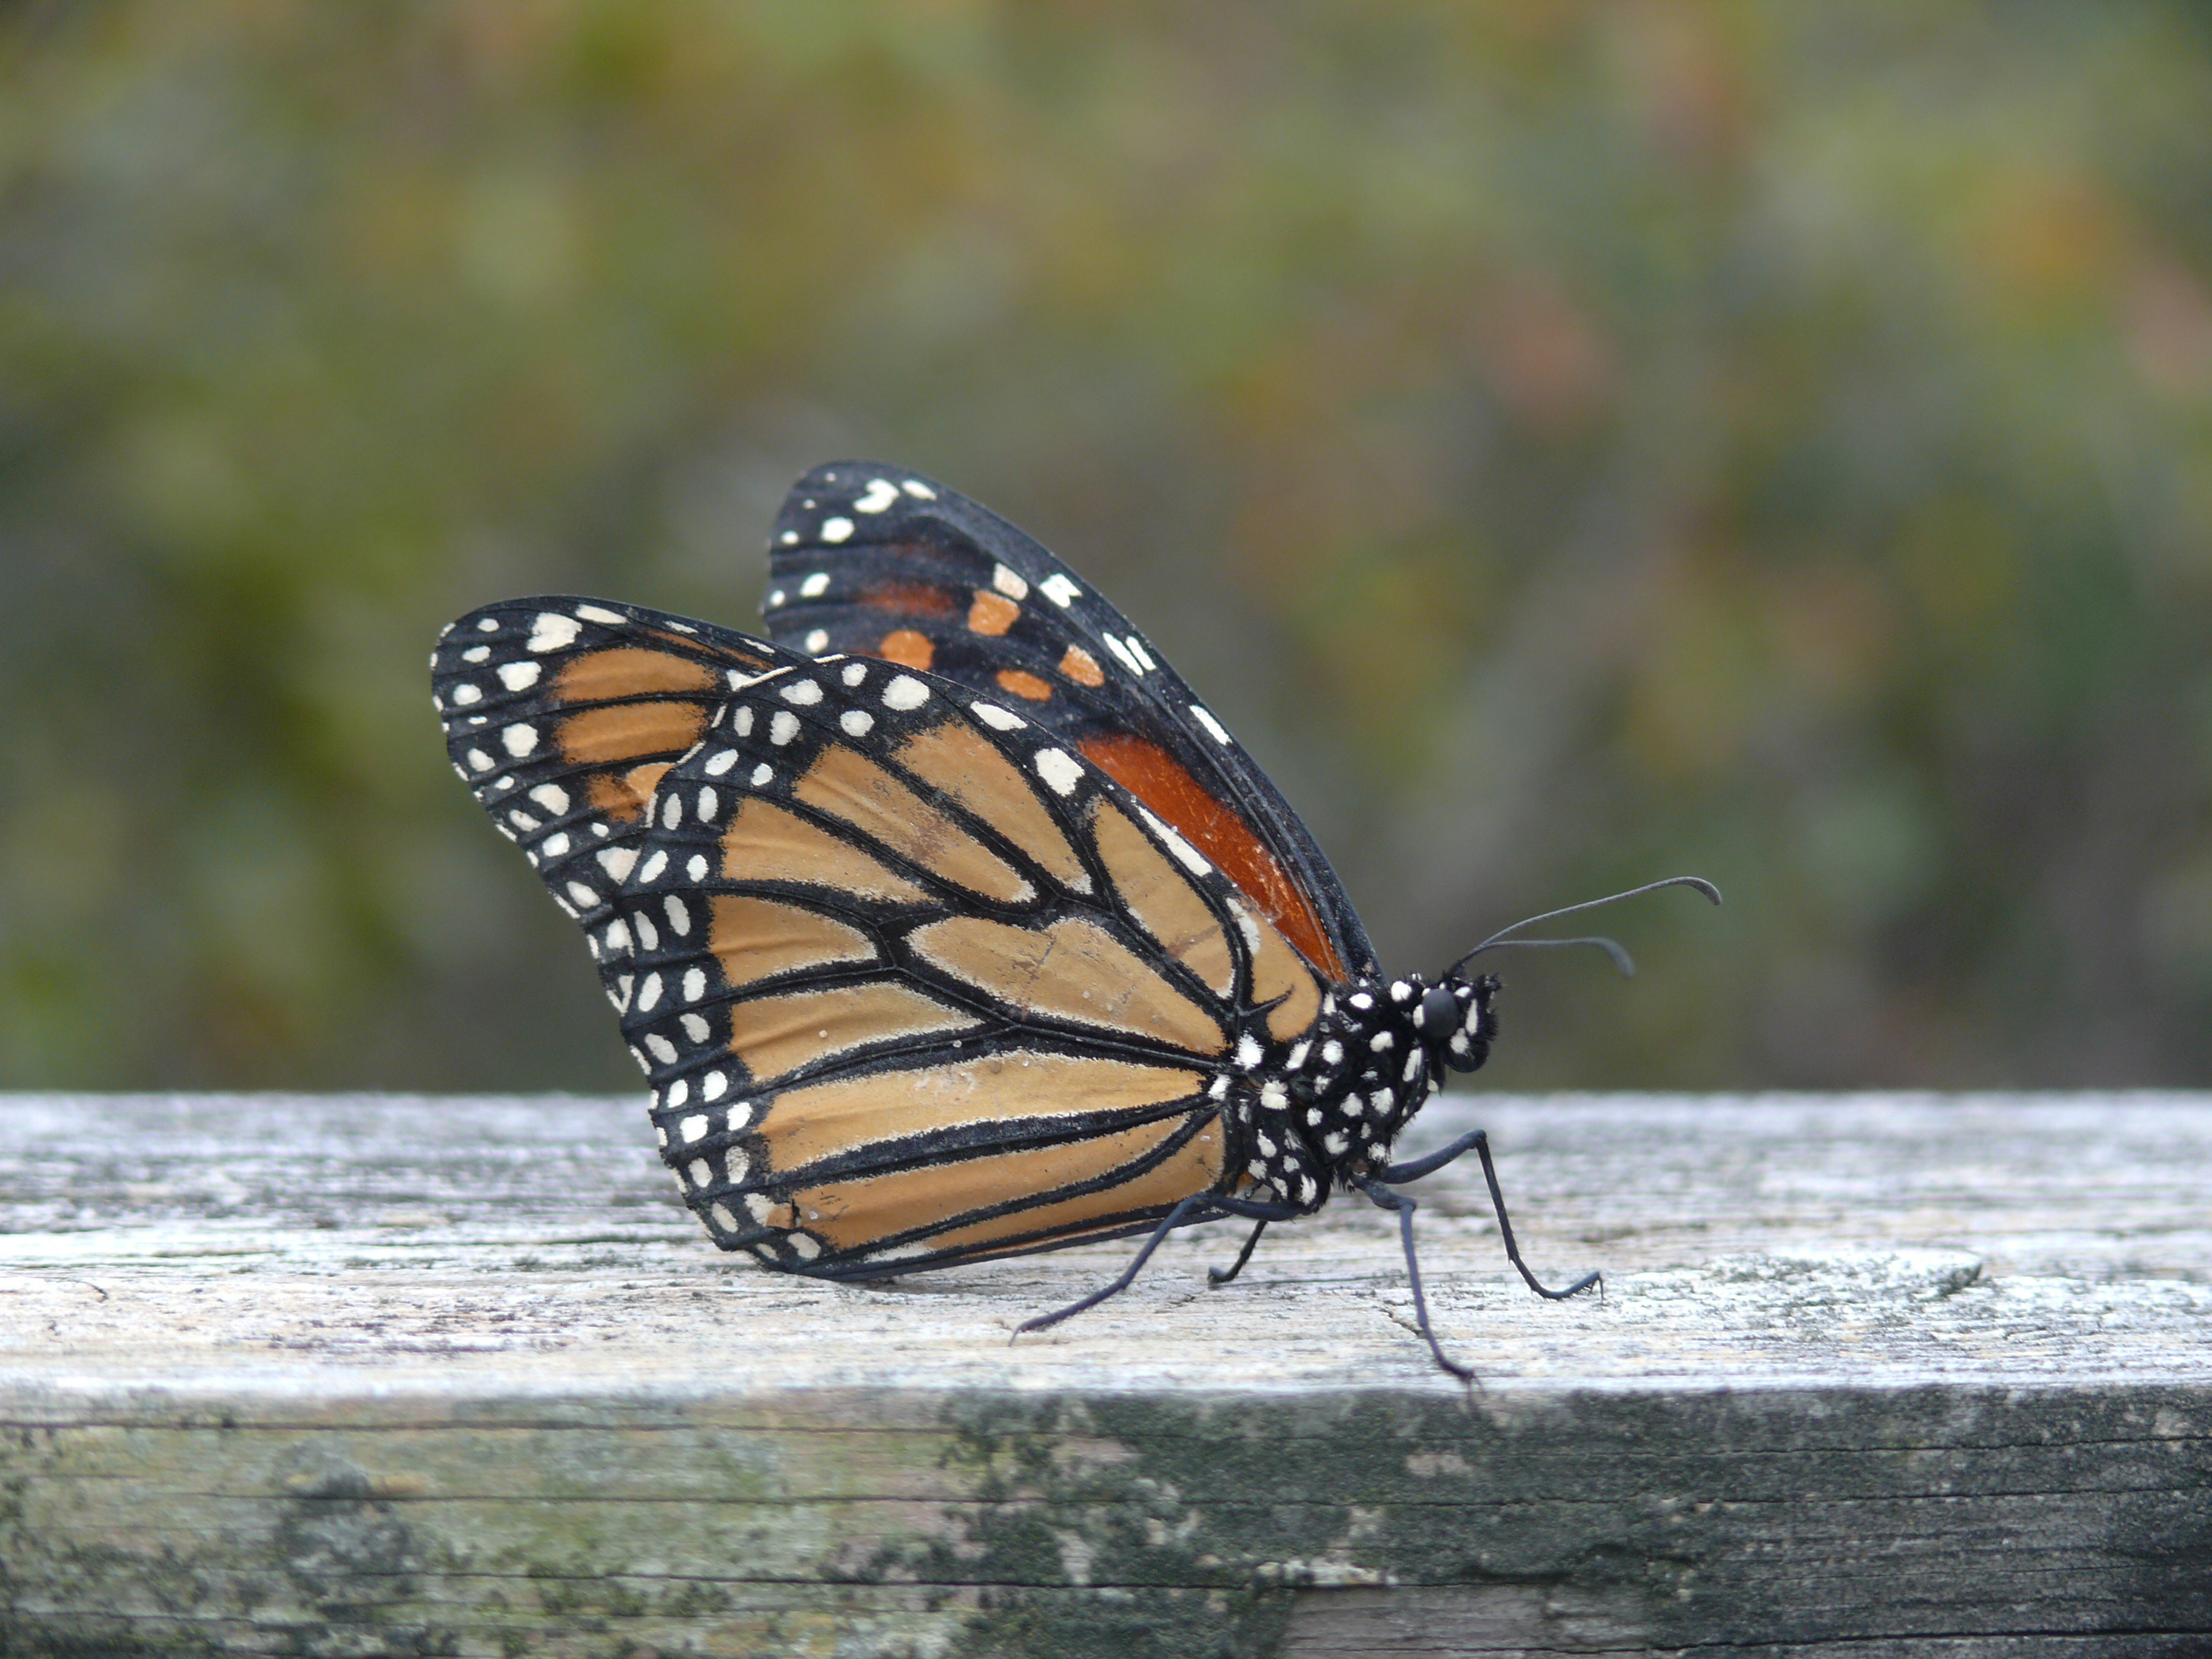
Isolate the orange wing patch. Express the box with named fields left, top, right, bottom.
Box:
left=894, top=1118, right=1225, bottom=1259
left=756, top=1050, right=1207, bottom=1175
left=1059, top=646, right=1105, bottom=687
left=721, top=799, right=933, bottom=904
left=558, top=700, right=714, bottom=825
left=727, top=981, right=977, bottom=1083
left=893, top=719, right=1089, bottom=892
left=876, top=630, right=935, bottom=670
left=967, top=591, right=1020, bottom=636
left=907, top=914, right=1228, bottom=1056
left=795, top=746, right=1034, bottom=904
left=783, top=1112, right=1219, bottom=1255
left=707, top=896, right=877, bottom=990
left=1079, top=734, right=1343, bottom=980
left=588, top=763, right=675, bottom=825
left=996, top=669, right=1053, bottom=702
left=554, top=648, right=719, bottom=702
left=1088, top=800, right=1235, bottom=997
left=557, top=702, right=711, bottom=768
left=1228, top=897, right=1323, bottom=1040
left=856, top=581, right=959, bottom=615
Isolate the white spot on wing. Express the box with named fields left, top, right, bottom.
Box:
left=971, top=702, right=1024, bottom=731
left=501, top=723, right=538, bottom=757
left=805, top=629, right=830, bottom=653
left=854, top=477, right=900, bottom=514
left=597, top=847, right=636, bottom=880
left=1190, top=705, right=1232, bottom=745
left=992, top=564, right=1030, bottom=601
left=1033, top=748, right=1082, bottom=796
left=1135, top=803, right=1210, bottom=875
left=1038, top=574, right=1081, bottom=608
left=770, top=710, right=800, bottom=745
left=883, top=675, right=930, bottom=711
left=704, top=749, right=737, bottom=776
left=449, top=683, right=482, bottom=706
left=820, top=518, right=854, bottom=545
left=840, top=709, right=874, bottom=737
left=575, top=605, right=625, bottom=625
left=902, top=479, right=937, bottom=500
left=800, top=572, right=831, bottom=597
left=527, top=612, right=580, bottom=652
left=781, top=680, right=823, bottom=705
left=529, top=783, right=569, bottom=813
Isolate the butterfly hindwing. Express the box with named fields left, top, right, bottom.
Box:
left=603, top=640, right=1334, bottom=1275
left=760, top=464, right=1376, bottom=984
left=432, top=597, right=777, bottom=1002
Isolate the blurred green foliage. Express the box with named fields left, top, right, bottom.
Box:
left=4, top=2, right=2210, bottom=1091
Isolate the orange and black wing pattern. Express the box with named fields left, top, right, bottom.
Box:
left=438, top=607, right=1336, bottom=1275
left=433, top=598, right=777, bottom=1007
left=759, top=464, right=1377, bottom=985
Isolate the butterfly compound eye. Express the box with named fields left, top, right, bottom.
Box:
left=1416, top=984, right=1461, bottom=1038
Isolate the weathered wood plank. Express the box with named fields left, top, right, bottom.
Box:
left=2, top=1092, right=2208, bottom=1657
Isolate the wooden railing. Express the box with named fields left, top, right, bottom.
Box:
left=3, top=1092, right=2207, bottom=1656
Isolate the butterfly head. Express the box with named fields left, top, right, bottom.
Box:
left=1283, top=970, right=1498, bottom=1178
left=1410, top=971, right=1500, bottom=1076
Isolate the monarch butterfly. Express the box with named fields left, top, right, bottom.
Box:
left=432, top=463, right=1716, bottom=1376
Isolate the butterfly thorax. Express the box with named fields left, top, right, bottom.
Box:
left=1239, top=970, right=1499, bottom=1211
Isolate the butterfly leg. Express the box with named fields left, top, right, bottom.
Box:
left=1380, top=1128, right=1600, bottom=1302
left=1347, top=1175, right=1476, bottom=1381
left=1014, top=1196, right=1300, bottom=1340
left=1207, top=1219, right=1270, bottom=1286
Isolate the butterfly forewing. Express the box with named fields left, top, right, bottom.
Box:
left=602, top=641, right=1330, bottom=1275
left=431, top=598, right=777, bottom=1001
left=760, top=463, right=1376, bottom=984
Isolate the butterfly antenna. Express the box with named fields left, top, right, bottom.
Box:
left=1450, top=876, right=1721, bottom=980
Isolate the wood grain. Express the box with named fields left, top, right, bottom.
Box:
left=2, top=1091, right=2207, bottom=1657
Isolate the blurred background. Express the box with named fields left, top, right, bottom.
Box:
left=5, top=2, right=2210, bottom=1094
